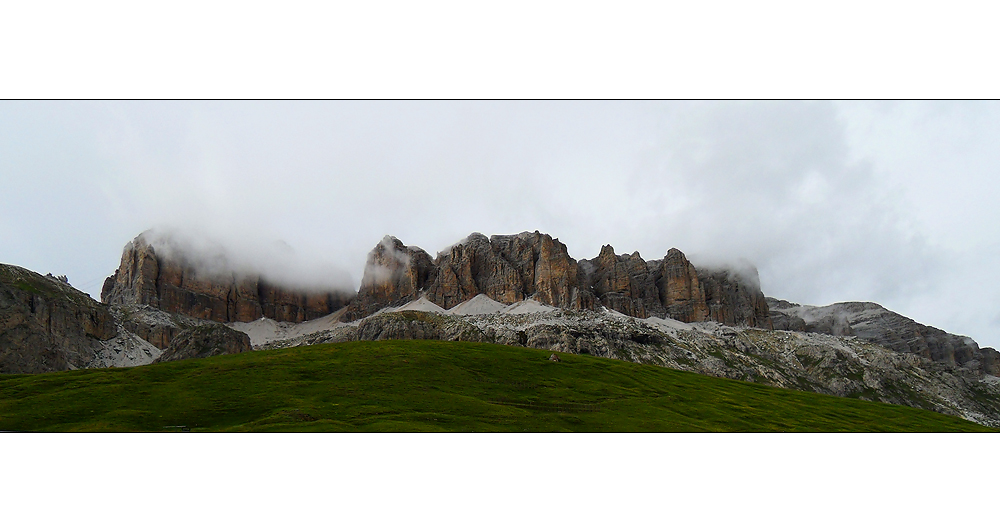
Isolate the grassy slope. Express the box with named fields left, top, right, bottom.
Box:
left=0, top=340, right=990, bottom=432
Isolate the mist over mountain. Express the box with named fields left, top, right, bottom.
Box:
left=6, top=226, right=1000, bottom=427
left=3, top=101, right=999, bottom=350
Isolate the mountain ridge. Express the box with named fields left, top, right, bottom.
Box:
left=5, top=228, right=1000, bottom=426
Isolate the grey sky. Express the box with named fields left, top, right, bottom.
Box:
left=2, top=101, right=998, bottom=348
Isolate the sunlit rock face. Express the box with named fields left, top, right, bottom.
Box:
left=102, top=232, right=354, bottom=324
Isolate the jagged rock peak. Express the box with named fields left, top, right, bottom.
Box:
left=344, top=231, right=771, bottom=329
left=343, top=235, right=437, bottom=321
left=431, top=230, right=585, bottom=310
left=102, top=231, right=354, bottom=324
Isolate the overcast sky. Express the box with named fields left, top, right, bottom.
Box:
left=2, top=100, right=998, bottom=348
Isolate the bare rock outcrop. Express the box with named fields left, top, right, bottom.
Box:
left=154, top=323, right=252, bottom=363
left=345, top=231, right=592, bottom=321
left=427, top=231, right=588, bottom=310
left=116, top=305, right=210, bottom=349
left=585, top=245, right=648, bottom=318
left=657, top=248, right=711, bottom=323
left=343, top=232, right=771, bottom=329
left=768, top=298, right=998, bottom=376
left=342, top=236, right=437, bottom=321
left=699, top=267, right=773, bottom=329
left=102, top=232, right=354, bottom=324
left=580, top=246, right=770, bottom=328
left=1, top=264, right=118, bottom=373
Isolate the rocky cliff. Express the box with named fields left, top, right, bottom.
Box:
left=1, top=264, right=118, bottom=373
left=1, top=262, right=259, bottom=373
left=102, top=232, right=354, bottom=323
left=342, top=236, right=437, bottom=321
left=768, top=298, right=998, bottom=376
left=344, top=232, right=772, bottom=329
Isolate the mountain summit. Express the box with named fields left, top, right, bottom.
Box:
left=5, top=229, right=1000, bottom=425
left=343, top=231, right=772, bottom=328
left=101, top=230, right=772, bottom=329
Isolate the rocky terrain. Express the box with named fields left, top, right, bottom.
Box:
left=768, top=298, right=999, bottom=375
left=5, top=227, right=1000, bottom=426
left=155, top=323, right=252, bottom=364
left=1, top=264, right=119, bottom=372
left=342, top=231, right=771, bottom=328
left=247, top=298, right=1000, bottom=426
left=101, top=229, right=773, bottom=330
left=1, top=263, right=250, bottom=372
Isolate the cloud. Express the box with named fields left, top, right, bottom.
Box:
left=3, top=100, right=997, bottom=348
left=618, top=101, right=944, bottom=308
left=138, top=226, right=355, bottom=293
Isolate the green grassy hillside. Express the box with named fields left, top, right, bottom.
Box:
left=0, top=341, right=989, bottom=432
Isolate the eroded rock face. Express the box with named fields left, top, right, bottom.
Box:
left=344, top=232, right=772, bottom=328
left=585, top=245, right=647, bottom=318
left=699, top=268, right=773, bottom=329
left=345, top=231, right=593, bottom=320
left=342, top=236, right=437, bottom=321
left=580, top=246, right=770, bottom=328
left=768, top=298, right=998, bottom=376
left=1, top=264, right=118, bottom=373
left=657, top=248, right=711, bottom=323
left=102, top=233, right=354, bottom=324
left=426, top=232, right=587, bottom=309
left=155, top=324, right=252, bottom=363
left=116, top=305, right=209, bottom=349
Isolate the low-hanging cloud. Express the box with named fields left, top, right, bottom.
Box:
left=138, top=225, right=356, bottom=293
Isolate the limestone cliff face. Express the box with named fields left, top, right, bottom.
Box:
left=342, top=236, right=437, bottom=321
left=102, top=230, right=771, bottom=330
left=699, top=268, right=773, bottom=329
left=409, top=231, right=587, bottom=312
left=1, top=264, right=117, bottom=373
left=658, top=248, right=711, bottom=323
left=345, top=232, right=592, bottom=319
left=580, top=245, right=770, bottom=327
left=346, top=232, right=771, bottom=329
left=584, top=245, right=648, bottom=318
left=102, top=233, right=353, bottom=323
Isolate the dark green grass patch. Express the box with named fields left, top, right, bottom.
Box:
left=0, top=340, right=990, bottom=432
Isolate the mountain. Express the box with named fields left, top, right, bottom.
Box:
left=101, top=231, right=354, bottom=323
left=237, top=295, right=1000, bottom=426
left=100, top=229, right=772, bottom=329
left=1, top=263, right=251, bottom=372
left=343, top=231, right=771, bottom=328
left=768, top=298, right=999, bottom=375
left=1, top=264, right=118, bottom=372
left=5, top=228, right=1000, bottom=427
